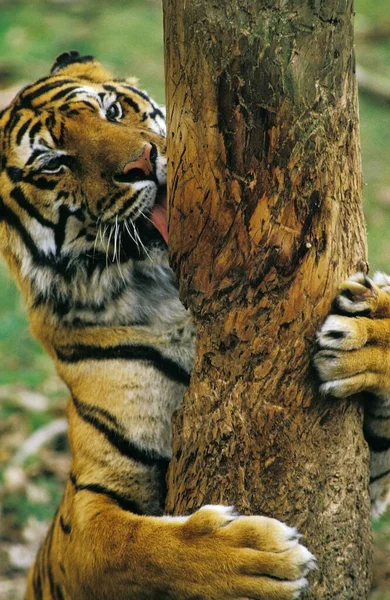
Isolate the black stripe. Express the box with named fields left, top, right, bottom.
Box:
left=6, top=167, right=23, bottom=183
left=32, top=565, right=43, bottom=599
left=55, top=584, right=65, bottom=600
left=45, top=519, right=55, bottom=560
left=15, top=118, right=32, bottom=145
left=71, top=475, right=144, bottom=514
left=0, top=196, right=46, bottom=263
left=10, top=186, right=56, bottom=228
left=148, top=106, right=165, bottom=121
left=122, top=96, right=141, bottom=114
left=34, top=540, right=46, bottom=600
left=123, top=85, right=151, bottom=103
left=54, top=205, right=72, bottom=253
left=59, top=515, right=72, bottom=535
left=29, top=120, right=42, bottom=143
left=116, top=190, right=142, bottom=219
left=365, top=408, right=390, bottom=421
left=370, top=467, right=390, bottom=484
left=25, top=148, right=46, bottom=166
left=1, top=196, right=62, bottom=270
left=0, top=196, right=107, bottom=278
left=21, top=79, right=76, bottom=106
left=45, top=112, right=56, bottom=132
left=57, top=343, right=191, bottom=386
left=76, top=482, right=145, bottom=514
left=44, top=521, right=57, bottom=599
left=4, top=106, right=22, bottom=137
left=58, top=119, right=66, bottom=145
left=364, top=430, right=390, bottom=452
left=71, top=395, right=170, bottom=470
left=102, top=187, right=127, bottom=212
left=64, top=95, right=96, bottom=111
left=50, top=85, right=81, bottom=103
left=48, top=562, right=59, bottom=600
left=72, top=395, right=119, bottom=427
left=103, top=84, right=118, bottom=93
left=21, top=174, right=59, bottom=191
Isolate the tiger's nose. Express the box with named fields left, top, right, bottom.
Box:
left=123, top=143, right=155, bottom=177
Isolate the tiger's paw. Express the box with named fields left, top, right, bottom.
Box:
left=175, top=505, right=316, bottom=600
left=329, top=272, right=390, bottom=318
left=333, top=272, right=378, bottom=313
left=316, top=274, right=381, bottom=354
left=314, top=273, right=390, bottom=398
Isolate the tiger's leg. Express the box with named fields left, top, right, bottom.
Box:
left=26, top=480, right=315, bottom=600
left=314, top=272, right=390, bottom=515
left=25, top=386, right=315, bottom=600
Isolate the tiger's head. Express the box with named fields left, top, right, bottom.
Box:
left=0, top=52, right=168, bottom=297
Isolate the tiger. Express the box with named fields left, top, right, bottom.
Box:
left=0, top=51, right=317, bottom=600
left=315, top=272, right=390, bottom=517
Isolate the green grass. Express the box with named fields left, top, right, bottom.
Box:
left=373, top=509, right=390, bottom=533
left=0, top=273, right=53, bottom=388
left=356, top=0, right=390, bottom=273
left=361, top=92, right=390, bottom=272
left=355, top=0, right=390, bottom=23
left=2, top=475, right=63, bottom=531
left=0, top=0, right=165, bottom=102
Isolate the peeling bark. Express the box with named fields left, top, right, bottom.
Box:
left=163, top=1, right=372, bottom=598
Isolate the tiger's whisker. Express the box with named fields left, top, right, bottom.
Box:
left=139, top=209, right=154, bottom=225
left=124, top=220, right=139, bottom=251
left=112, top=216, right=119, bottom=263
left=116, top=229, right=126, bottom=283
left=106, top=224, right=115, bottom=267
left=131, top=220, right=152, bottom=262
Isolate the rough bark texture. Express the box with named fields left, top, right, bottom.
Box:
left=163, top=1, right=372, bottom=598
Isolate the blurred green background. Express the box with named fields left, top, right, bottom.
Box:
left=0, top=0, right=389, bottom=598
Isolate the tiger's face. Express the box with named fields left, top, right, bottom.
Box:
left=0, top=52, right=168, bottom=277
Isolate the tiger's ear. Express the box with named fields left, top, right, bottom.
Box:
left=50, top=51, right=95, bottom=74
left=50, top=51, right=113, bottom=82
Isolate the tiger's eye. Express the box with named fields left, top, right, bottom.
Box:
left=106, top=102, right=123, bottom=122
left=44, top=157, right=66, bottom=173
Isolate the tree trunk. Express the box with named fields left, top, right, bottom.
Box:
left=163, top=1, right=372, bottom=598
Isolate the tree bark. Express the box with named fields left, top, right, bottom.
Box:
left=163, top=1, right=372, bottom=598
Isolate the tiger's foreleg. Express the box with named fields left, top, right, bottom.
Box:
left=27, top=483, right=315, bottom=600
left=315, top=272, right=390, bottom=515
left=25, top=329, right=315, bottom=600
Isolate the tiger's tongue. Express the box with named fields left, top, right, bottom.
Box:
left=150, top=192, right=168, bottom=243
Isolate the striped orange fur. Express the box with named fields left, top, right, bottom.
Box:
left=315, top=272, right=390, bottom=516
left=0, top=52, right=315, bottom=599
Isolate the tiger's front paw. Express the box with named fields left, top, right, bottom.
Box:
left=314, top=273, right=390, bottom=397
left=178, top=505, right=316, bottom=600
left=327, top=272, right=390, bottom=317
